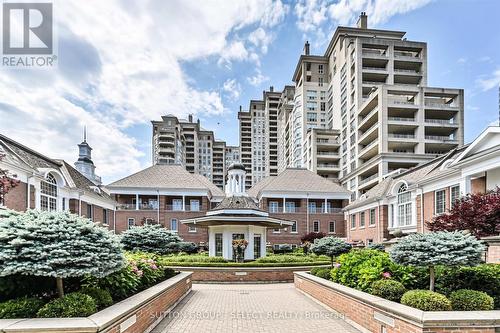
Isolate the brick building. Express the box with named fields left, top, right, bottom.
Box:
left=344, top=126, right=500, bottom=255
left=0, top=134, right=115, bottom=226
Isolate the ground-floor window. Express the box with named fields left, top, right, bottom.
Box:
left=291, top=221, right=297, bottom=233
left=127, top=218, right=135, bottom=229
left=450, top=185, right=460, bottom=208
left=103, top=209, right=108, bottom=225
left=435, top=189, right=446, bottom=215
left=273, top=228, right=280, bottom=233
left=87, top=204, right=93, bottom=221
left=313, top=220, right=320, bottom=232
left=254, top=234, right=261, bottom=258
left=188, top=225, right=197, bottom=233
left=369, top=208, right=376, bottom=226
left=329, top=221, right=335, bottom=233
left=350, top=215, right=356, bottom=229
left=170, top=218, right=178, bottom=232
left=215, top=233, right=223, bottom=257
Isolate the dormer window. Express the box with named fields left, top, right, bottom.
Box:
left=41, top=173, right=57, bottom=211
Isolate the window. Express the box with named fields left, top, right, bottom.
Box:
left=269, top=201, right=279, bottom=213
left=170, top=218, right=178, bottom=232
left=291, top=221, right=297, bottom=233
left=188, top=225, right=197, bottom=233
left=172, top=199, right=183, bottom=211
left=103, top=209, right=108, bottom=225
left=318, top=77, right=324, bottom=86
left=307, top=112, right=317, bottom=122
left=369, top=208, right=376, bottom=226
left=40, top=173, right=57, bottom=211
left=308, top=201, right=316, bottom=213
left=190, top=199, right=200, bottom=211
left=306, top=102, right=317, bottom=111
left=313, top=220, right=320, bottom=232
left=397, top=184, right=412, bottom=226
left=350, top=214, right=356, bottom=229
left=318, top=64, right=324, bottom=74
left=359, top=212, right=365, bottom=228
left=285, top=201, right=295, bottom=213
left=145, top=218, right=154, bottom=225
left=87, top=204, right=93, bottom=221
left=62, top=198, right=66, bottom=211
left=215, top=233, right=223, bottom=257
left=127, top=218, right=135, bottom=229
left=329, top=221, right=335, bottom=233
left=450, top=185, right=460, bottom=208
left=254, top=234, right=261, bottom=258
left=273, top=228, right=281, bottom=233
left=435, top=189, right=446, bottom=215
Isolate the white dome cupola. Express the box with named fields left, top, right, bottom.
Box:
left=225, top=163, right=247, bottom=196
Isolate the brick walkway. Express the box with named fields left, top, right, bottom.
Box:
left=152, top=283, right=360, bottom=333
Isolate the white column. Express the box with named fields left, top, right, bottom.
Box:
left=283, top=197, right=286, bottom=213
left=182, top=195, right=186, bottom=211
left=324, top=198, right=328, bottom=213
left=135, top=194, right=139, bottom=210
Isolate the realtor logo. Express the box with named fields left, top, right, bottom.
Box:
left=2, top=2, right=56, bottom=67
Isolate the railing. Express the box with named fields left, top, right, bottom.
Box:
left=317, top=151, right=340, bottom=156
left=360, top=123, right=379, bottom=138
left=394, top=51, right=420, bottom=58
left=117, top=203, right=158, bottom=210
left=359, top=173, right=378, bottom=185
left=308, top=207, right=343, bottom=214
left=362, top=66, right=386, bottom=71
left=389, top=133, right=415, bottom=139
left=388, top=98, right=415, bottom=105
left=425, top=119, right=458, bottom=125
left=317, top=139, right=340, bottom=144
left=317, top=163, right=340, bottom=168
left=269, top=207, right=343, bottom=214
left=425, top=102, right=459, bottom=108
left=358, top=107, right=378, bottom=125
left=359, top=141, right=378, bottom=155
left=394, top=68, right=420, bottom=74
left=165, top=205, right=201, bottom=212
left=388, top=117, right=415, bottom=122
left=425, top=135, right=457, bottom=142
left=362, top=49, right=387, bottom=56
left=362, top=81, right=386, bottom=85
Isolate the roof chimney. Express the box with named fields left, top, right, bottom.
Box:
left=357, top=12, right=367, bottom=29
left=188, top=114, right=193, bottom=123
left=239, top=105, right=242, bottom=112
left=303, top=41, right=310, bottom=55
left=270, top=86, right=274, bottom=92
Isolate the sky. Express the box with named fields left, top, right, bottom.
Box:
left=0, top=0, right=499, bottom=184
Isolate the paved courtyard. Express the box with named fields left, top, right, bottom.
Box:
left=152, top=283, right=360, bottom=333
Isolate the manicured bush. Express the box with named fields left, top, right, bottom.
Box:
left=161, top=254, right=228, bottom=263
left=80, top=287, right=113, bottom=310
left=0, top=297, right=45, bottom=319
left=367, top=243, right=385, bottom=251
left=310, top=237, right=351, bottom=267
left=390, top=231, right=484, bottom=291
left=0, top=210, right=125, bottom=298
left=120, top=225, right=182, bottom=254
left=37, top=292, right=97, bottom=318
left=400, top=290, right=451, bottom=311
left=177, top=242, right=198, bottom=254
left=255, top=254, right=329, bottom=264
left=435, top=264, right=500, bottom=309
left=272, top=244, right=293, bottom=254
left=449, top=289, right=494, bottom=311
left=330, top=249, right=411, bottom=292
left=310, top=267, right=331, bottom=280
left=371, top=280, right=406, bottom=302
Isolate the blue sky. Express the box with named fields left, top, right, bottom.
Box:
left=1, top=0, right=499, bottom=183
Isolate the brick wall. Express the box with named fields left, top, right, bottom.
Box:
left=3, top=180, right=27, bottom=211
left=295, top=272, right=497, bottom=333
left=486, top=243, right=500, bottom=264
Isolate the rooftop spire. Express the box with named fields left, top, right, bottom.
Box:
left=83, top=125, right=87, bottom=143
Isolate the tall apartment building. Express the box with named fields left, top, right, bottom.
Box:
left=277, top=85, right=295, bottom=172
left=225, top=146, right=240, bottom=167
left=285, top=13, right=463, bottom=199
left=151, top=114, right=232, bottom=190
left=238, top=88, right=281, bottom=188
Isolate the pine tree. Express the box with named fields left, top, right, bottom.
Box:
left=0, top=210, right=125, bottom=298
left=310, top=236, right=352, bottom=267
left=120, top=224, right=183, bottom=254
left=390, top=231, right=485, bottom=291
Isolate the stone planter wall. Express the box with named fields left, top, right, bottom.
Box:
left=294, top=271, right=500, bottom=333
left=174, top=265, right=327, bottom=283
left=0, top=272, right=192, bottom=333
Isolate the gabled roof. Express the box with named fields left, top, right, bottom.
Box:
left=212, top=196, right=262, bottom=212
left=450, top=126, right=500, bottom=167
left=107, top=164, right=224, bottom=197
left=248, top=168, right=350, bottom=198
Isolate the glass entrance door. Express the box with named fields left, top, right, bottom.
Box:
left=254, top=234, right=261, bottom=258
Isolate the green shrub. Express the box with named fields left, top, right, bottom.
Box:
left=272, top=244, right=293, bottom=254
left=400, top=290, right=451, bottom=311
left=310, top=267, right=331, bottom=280
left=255, top=254, right=328, bottom=264
left=120, top=225, right=182, bottom=254
left=435, top=264, right=500, bottom=309
left=37, top=292, right=97, bottom=318
left=80, top=287, right=113, bottom=310
left=330, top=249, right=412, bottom=292
left=160, top=254, right=228, bottom=263
left=176, top=242, right=198, bottom=254
left=367, top=243, right=385, bottom=251
left=371, top=280, right=406, bottom=302
left=0, top=297, right=45, bottom=319
left=84, top=262, right=141, bottom=300
left=449, top=289, right=494, bottom=311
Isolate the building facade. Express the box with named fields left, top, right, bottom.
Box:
left=273, top=13, right=464, bottom=199
left=0, top=134, right=115, bottom=228
left=151, top=114, right=234, bottom=190
left=344, top=126, right=500, bottom=248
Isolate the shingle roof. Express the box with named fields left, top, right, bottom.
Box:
left=107, top=164, right=225, bottom=197
left=248, top=168, right=350, bottom=198
left=212, top=196, right=262, bottom=211
left=0, top=134, right=61, bottom=170
left=58, top=161, right=113, bottom=202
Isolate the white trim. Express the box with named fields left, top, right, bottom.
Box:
left=259, top=191, right=350, bottom=200
left=206, top=209, right=268, bottom=217
left=107, top=188, right=210, bottom=196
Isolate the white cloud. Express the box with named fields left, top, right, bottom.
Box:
left=249, top=27, right=275, bottom=54
left=294, top=0, right=432, bottom=47
left=247, top=69, right=270, bottom=87
left=457, top=57, right=467, bottom=64
left=222, top=79, right=242, bottom=101
left=477, top=69, right=500, bottom=92
left=0, top=0, right=287, bottom=182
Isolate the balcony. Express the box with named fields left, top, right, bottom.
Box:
left=358, top=141, right=379, bottom=160
left=425, top=135, right=458, bottom=142
left=116, top=203, right=158, bottom=211
left=308, top=207, right=343, bottom=214
left=388, top=98, right=416, bottom=106
left=425, top=119, right=458, bottom=126
left=359, top=173, right=378, bottom=185
left=362, top=49, right=387, bottom=57
left=317, top=163, right=340, bottom=169
left=389, top=133, right=416, bottom=139
left=165, top=204, right=201, bottom=212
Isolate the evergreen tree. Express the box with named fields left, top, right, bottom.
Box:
left=120, top=224, right=182, bottom=254
left=390, top=231, right=484, bottom=291
left=310, top=236, right=352, bottom=267
left=0, top=210, right=125, bottom=297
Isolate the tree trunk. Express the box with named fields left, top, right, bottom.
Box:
left=331, top=256, right=334, bottom=268
left=429, top=266, right=435, bottom=292
left=56, top=277, right=64, bottom=298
